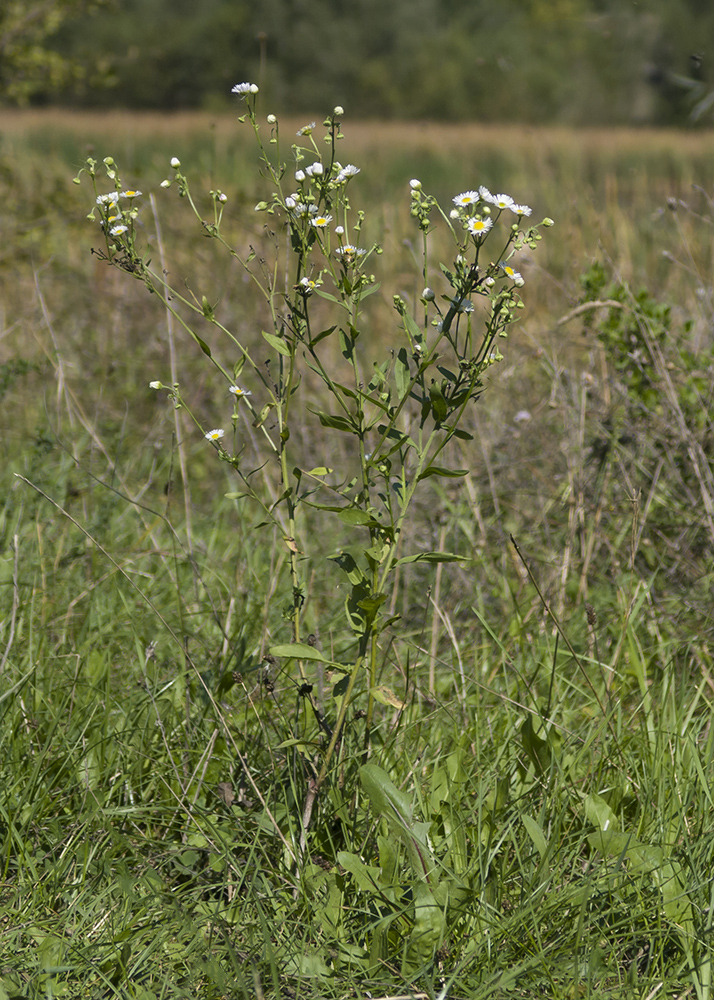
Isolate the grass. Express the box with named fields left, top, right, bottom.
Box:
left=1, top=110, right=714, bottom=999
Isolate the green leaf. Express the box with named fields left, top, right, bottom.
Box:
left=655, top=860, right=694, bottom=931
left=410, top=882, right=445, bottom=958
left=337, top=851, right=382, bottom=891
left=309, top=325, right=336, bottom=347
left=395, top=551, right=466, bottom=567
left=195, top=334, right=212, bottom=357
left=331, top=551, right=367, bottom=586
left=224, top=491, right=249, bottom=500
left=360, top=764, right=413, bottom=828
left=402, top=309, right=423, bottom=346
left=370, top=684, right=404, bottom=709
left=437, top=365, right=458, bottom=383
left=314, top=288, right=341, bottom=304
left=305, top=467, right=333, bottom=476
left=394, top=347, right=410, bottom=398
left=261, top=329, right=291, bottom=357
left=311, top=409, right=357, bottom=433
left=522, top=815, right=548, bottom=859
left=584, top=792, right=619, bottom=832
left=276, top=738, right=320, bottom=751
left=253, top=401, right=275, bottom=428
left=429, top=383, right=447, bottom=422
left=269, top=642, right=331, bottom=663
left=233, top=356, right=246, bottom=381
left=339, top=327, right=355, bottom=360
left=358, top=281, right=381, bottom=300
left=338, top=508, right=376, bottom=526
left=417, top=466, right=468, bottom=481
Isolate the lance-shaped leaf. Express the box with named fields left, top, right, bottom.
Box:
left=395, top=551, right=466, bottom=567
left=360, top=764, right=435, bottom=881
left=269, top=642, right=332, bottom=663
left=261, top=329, right=291, bottom=357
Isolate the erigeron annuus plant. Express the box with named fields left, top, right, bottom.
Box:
left=75, top=84, right=553, bottom=834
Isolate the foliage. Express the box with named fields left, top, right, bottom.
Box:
left=0, top=0, right=107, bottom=105
left=20, top=0, right=714, bottom=124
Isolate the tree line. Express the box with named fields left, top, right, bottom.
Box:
left=2, top=0, right=713, bottom=124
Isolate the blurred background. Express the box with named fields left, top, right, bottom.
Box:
left=2, top=0, right=714, bottom=125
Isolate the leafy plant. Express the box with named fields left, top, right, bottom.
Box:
left=74, top=86, right=553, bottom=842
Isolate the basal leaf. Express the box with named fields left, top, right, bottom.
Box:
left=269, top=642, right=331, bottom=663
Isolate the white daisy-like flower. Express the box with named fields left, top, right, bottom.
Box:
left=149, top=380, right=162, bottom=389
left=510, top=203, right=532, bottom=217
left=297, top=121, right=316, bottom=135
left=311, top=214, right=332, bottom=228
left=285, top=196, right=297, bottom=209
left=229, top=385, right=252, bottom=397
left=492, top=193, right=515, bottom=210
left=110, top=224, right=128, bottom=236
left=333, top=105, right=344, bottom=115
left=334, top=225, right=345, bottom=235
left=502, top=264, right=524, bottom=285
left=336, top=164, right=360, bottom=182
left=295, top=170, right=306, bottom=182
left=410, top=179, right=422, bottom=189
left=467, top=216, right=493, bottom=236
left=449, top=209, right=460, bottom=219
left=453, top=190, right=480, bottom=207
left=170, top=157, right=181, bottom=168
left=299, top=276, right=318, bottom=294
left=335, top=244, right=367, bottom=260
left=479, top=186, right=495, bottom=203
left=267, top=114, right=277, bottom=124
left=96, top=192, right=119, bottom=206
left=120, top=189, right=142, bottom=199
left=305, top=162, right=324, bottom=177
left=205, top=428, right=225, bottom=441
left=231, top=82, right=258, bottom=95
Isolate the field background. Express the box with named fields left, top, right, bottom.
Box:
left=2, top=108, right=714, bottom=999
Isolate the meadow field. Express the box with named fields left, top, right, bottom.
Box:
left=1, top=109, right=714, bottom=999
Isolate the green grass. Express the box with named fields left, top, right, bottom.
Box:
left=1, top=111, right=714, bottom=999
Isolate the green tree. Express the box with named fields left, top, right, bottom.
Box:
left=0, top=0, right=106, bottom=105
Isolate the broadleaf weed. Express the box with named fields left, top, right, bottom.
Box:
left=74, top=85, right=553, bottom=845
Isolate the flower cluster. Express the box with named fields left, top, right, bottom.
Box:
left=231, top=82, right=259, bottom=97
left=449, top=186, right=531, bottom=248
left=93, top=173, right=143, bottom=242
left=279, top=154, right=371, bottom=267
